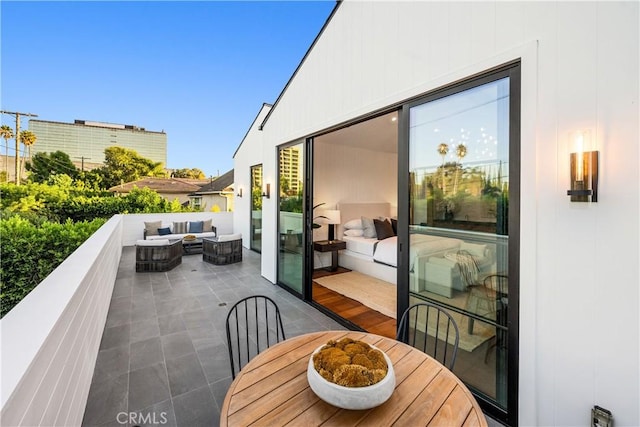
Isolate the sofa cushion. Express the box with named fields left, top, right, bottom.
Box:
left=173, top=221, right=188, bottom=234
left=188, top=221, right=204, bottom=233
left=147, top=231, right=217, bottom=241
left=157, top=227, right=171, bottom=236
left=217, top=233, right=242, bottom=242
left=144, top=221, right=162, bottom=236
left=136, top=239, right=171, bottom=246
left=202, top=218, right=212, bottom=233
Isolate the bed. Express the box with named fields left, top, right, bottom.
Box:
left=336, top=202, right=494, bottom=298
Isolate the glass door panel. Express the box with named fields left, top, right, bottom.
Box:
left=408, top=77, right=510, bottom=409
left=250, top=164, right=262, bottom=253
left=277, top=142, right=305, bottom=294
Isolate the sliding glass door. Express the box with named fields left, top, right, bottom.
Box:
left=405, top=64, right=519, bottom=422
left=250, top=164, right=262, bottom=253
left=277, top=142, right=305, bottom=295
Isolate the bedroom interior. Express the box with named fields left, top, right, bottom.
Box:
left=310, top=99, right=507, bottom=400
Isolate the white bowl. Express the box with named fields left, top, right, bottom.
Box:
left=307, top=343, right=396, bottom=410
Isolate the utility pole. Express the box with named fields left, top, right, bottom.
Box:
left=74, top=156, right=91, bottom=172
left=0, top=110, right=38, bottom=185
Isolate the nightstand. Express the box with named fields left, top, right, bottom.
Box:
left=313, top=240, right=347, bottom=272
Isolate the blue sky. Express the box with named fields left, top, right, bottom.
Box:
left=1, top=1, right=335, bottom=178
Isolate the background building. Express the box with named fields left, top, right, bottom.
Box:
left=28, top=119, right=167, bottom=171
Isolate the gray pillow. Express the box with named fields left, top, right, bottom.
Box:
left=144, top=220, right=162, bottom=236
left=173, top=221, right=187, bottom=234
left=202, top=218, right=212, bottom=232
left=361, top=216, right=377, bottom=238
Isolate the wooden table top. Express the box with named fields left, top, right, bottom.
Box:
left=220, top=330, right=487, bottom=427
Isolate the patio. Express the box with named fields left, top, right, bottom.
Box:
left=81, top=247, right=347, bottom=426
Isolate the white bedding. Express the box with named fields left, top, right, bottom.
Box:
left=342, top=235, right=379, bottom=257
left=344, top=233, right=463, bottom=269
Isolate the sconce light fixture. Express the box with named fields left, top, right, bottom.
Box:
left=567, top=130, right=598, bottom=202
left=324, top=210, right=341, bottom=241
left=236, top=188, right=243, bottom=198
left=262, top=183, right=270, bottom=199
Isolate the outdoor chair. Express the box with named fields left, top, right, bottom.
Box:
left=135, top=239, right=182, bottom=272
left=225, top=295, right=286, bottom=379
left=203, top=233, right=243, bottom=265
left=396, top=302, right=460, bottom=370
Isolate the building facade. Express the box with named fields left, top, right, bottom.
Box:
left=28, top=119, right=167, bottom=170
left=233, top=2, right=639, bottom=426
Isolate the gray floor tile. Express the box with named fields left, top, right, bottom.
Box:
left=99, top=323, right=130, bottom=351
left=196, top=344, right=231, bottom=384
left=166, top=352, right=208, bottom=398
left=158, top=313, right=187, bottom=336
left=130, top=317, right=160, bottom=343
left=131, top=398, right=177, bottom=427
left=172, top=385, right=218, bottom=427
left=92, top=345, right=130, bottom=383
left=161, top=331, right=196, bottom=360
left=128, top=362, right=171, bottom=412
left=130, top=336, right=164, bottom=371
left=82, top=373, right=128, bottom=426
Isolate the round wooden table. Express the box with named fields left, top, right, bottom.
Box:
left=220, top=330, right=487, bottom=426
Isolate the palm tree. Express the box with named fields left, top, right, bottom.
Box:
left=453, top=143, right=467, bottom=194
left=19, top=130, right=37, bottom=179
left=0, top=125, right=13, bottom=182
left=437, top=143, right=449, bottom=193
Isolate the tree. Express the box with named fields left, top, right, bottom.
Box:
left=95, top=146, right=166, bottom=189
left=19, top=130, right=37, bottom=179
left=1, top=125, right=13, bottom=182
left=26, top=151, right=79, bottom=183
left=172, top=168, right=205, bottom=179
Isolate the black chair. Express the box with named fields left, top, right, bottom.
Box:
left=481, top=274, right=509, bottom=363
left=396, top=302, right=460, bottom=370
left=225, top=295, right=286, bottom=379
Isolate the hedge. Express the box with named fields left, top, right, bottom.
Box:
left=0, top=216, right=106, bottom=318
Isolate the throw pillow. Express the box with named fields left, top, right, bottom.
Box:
left=188, top=221, right=204, bottom=233
left=172, top=221, right=188, bottom=234
left=202, top=218, right=213, bottom=232
left=390, top=218, right=398, bottom=235
left=144, top=220, right=162, bottom=236
left=157, top=227, right=171, bottom=236
left=361, top=216, right=377, bottom=238
left=343, top=218, right=363, bottom=230
left=373, top=218, right=395, bottom=240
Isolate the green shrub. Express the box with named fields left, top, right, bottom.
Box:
left=0, top=215, right=106, bottom=318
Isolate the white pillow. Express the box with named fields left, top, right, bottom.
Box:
left=343, top=229, right=364, bottom=237
left=343, top=218, right=363, bottom=230
left=460, top=242, right=487, bottom=258
left=361, top=216, right=377, bottom=238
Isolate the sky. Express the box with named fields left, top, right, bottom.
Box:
left=1, top=0, right=336, bottom=178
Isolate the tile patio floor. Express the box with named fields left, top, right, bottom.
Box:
left=82, top=247, right=346, bottom=427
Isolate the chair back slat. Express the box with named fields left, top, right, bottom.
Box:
left=225, top=295, right=286, bottom=379
left=396, top=302, right=460, bottom=370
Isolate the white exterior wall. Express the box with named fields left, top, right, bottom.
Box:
left=233, top=104, right=272, bottom=251
left=234, top=2, right=639, bottom=425
left=0, top=216, right=123, bottom=426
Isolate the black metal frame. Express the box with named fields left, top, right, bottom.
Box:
left=249, top=163, right=263, bottom=254
left=225, top=295, right=286, bottom=379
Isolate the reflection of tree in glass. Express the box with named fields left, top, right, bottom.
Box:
left=437, top=143, right=449, bottom=192
left=453, top=144, right=467, bottom=194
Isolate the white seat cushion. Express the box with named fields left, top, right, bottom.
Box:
left=217, top=233, right=242, bottom=242
left=136, top=239, right=171, bottom=246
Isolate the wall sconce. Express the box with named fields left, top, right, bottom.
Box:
left=324, top=210, right=341, bottom=241
left=262, top=183, right=270, bottom=199
left=567, top=130, right=598, bottom=202
left=236, top=188, right=243, bottom=198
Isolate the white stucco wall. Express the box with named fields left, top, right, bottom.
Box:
left=234, top=2, right=639, bottom=425
left=233, top=104, right=272, bottom=251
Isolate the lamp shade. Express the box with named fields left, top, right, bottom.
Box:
left=324, top=210, right=341, bottom=225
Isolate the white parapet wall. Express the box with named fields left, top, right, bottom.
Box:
left=0, top=215, right=124, bottom=426
left=121, top=212, right=234, bottom=246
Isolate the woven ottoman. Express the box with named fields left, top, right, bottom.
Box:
left=203, top=234, right=242, bottom=265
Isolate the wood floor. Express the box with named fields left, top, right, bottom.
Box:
left=312, top=268, right=397, bottom=339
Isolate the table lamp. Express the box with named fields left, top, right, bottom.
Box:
left=324, top=210, right=341, bottom=241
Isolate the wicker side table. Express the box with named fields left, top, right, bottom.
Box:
left=135, top=239, right=183, bottom=272
left=202, top=235, right=242, bottom=265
